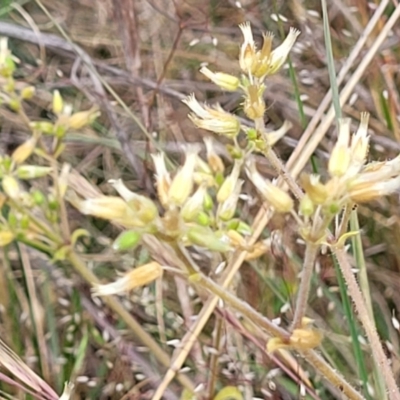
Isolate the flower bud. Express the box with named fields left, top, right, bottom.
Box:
left=32, top=189, right=45, bottom=205
left=92, top=262, right=163, bottom=296
left=151, top=152, right=170, bottom=207
left=73, top=192, right=155, bottom=228
left=168, top=149, right=198, bottom=206
left=16, top=166, right=52, bottom=179
left=186, top=226, right=231, bottom=252
left=300, top=173, right=328, bottom=205
left=200, top=67, right=239, bottom=91
left=183, top=95, right=240, bottom=138
left=68, top=107, right=99, bottom=129
left=8, top=98, right=20, bottom=112
left=112, top=230, right=142, bottom=251
left=0, top=230, right=14, bottom=246
left=181, top=184, right=207, bottom=222
left=196, top=211, right=211, bottom=226
left=246, top=161, right=293, bottom=213
left=204, top=137, right=224, bottom=174
left=239, top=22, right=257, bottom=73
left=348, top=112, right=370, bottom=176
left=2, top=175, right=20, bottom=199
left=349, top=175, right=400, bottom=203
left=52, top=90, right=64, bottom=115
left=217, top=159, right=242, bottom=203
left=21, top=86, right=35, bottom=100
left=299, top=194, right=314, bottom=216
left=0, top=38, right=15, bottom=77
left=328, top=118, right=351, bottom=177
left=261, top=27, right=300, bottom=77
left=29, top=121, right=54, bottom=135
left=217, top=180, right=243, bottom=221
left=226, top=219, right=252, bottom=236
left=12, top=137, right=37, bottom=164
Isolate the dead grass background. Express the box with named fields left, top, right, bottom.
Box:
left=0, top=0, right=400, bottom=399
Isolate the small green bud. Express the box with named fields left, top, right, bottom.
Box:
left=54, top=125, right=67, bottom=138
left=29, top=121, right=54, bottom=135
left=196, top=212, right=211, bottom=226
left=32, top=189, right=45, bottom=205
left=299, top=194, right=314, bottom=217
left=233, top=220, right=252, bottom=236
left=113, top=230, right=142, bottom=251
left=20, top=215, right=30, bottom=229
left=203, top=192, right=213, bottom=211
left=245, top=128, right=258, bottom=140
left=48, top=195, right=59, bottom=210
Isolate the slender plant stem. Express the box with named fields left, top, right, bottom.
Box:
left=264, top=147, right=304, bottom=200
left=334, top=247, right=400, bottom=398
left=194, top=273, right=290, bottom=340
left=303, top=350, right=365, bottom=400
left=254, top=116, right=303, bottom=200
left=66, top=250, right=195, bottom=392
left=291, top=242, right=320, bottom=330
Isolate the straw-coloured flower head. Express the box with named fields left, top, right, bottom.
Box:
left=67, top=107, right=99, bottom=130
left=348, top=112, right=370, bottom=176
left=239, top=22, right=257, bottom=73
left=181, top=184, right=208, bottom=222
left=238, top=23, right=300, bottom=78
left=300, top=174, right=328, bottom=205
left=2, top=175, right=21, bottom=199
left=204, top=137, right=225, bottom=174
left=52, top=90, right=64, bottom=115
left=217, top=159, right=242, bottom=203
left=262, top=27, right=300, bottom=76
left=349, top=175, right=400, bottom=203
left=217, top=179, right=243, bottom=221
left=246, top=160, right=293, bottom=213
left=11, top=137, right=37, bottom=164
left=152, top=152, right=171, bottom=207
left=168, top=148, right=199, bottom=206
left=328, top=118, right=351, bottom=177
left=91, top=262, right=163, bottom=296
left=183, top=95, right=240, bottom=138
left=109, top=179, right=159, bottom=224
